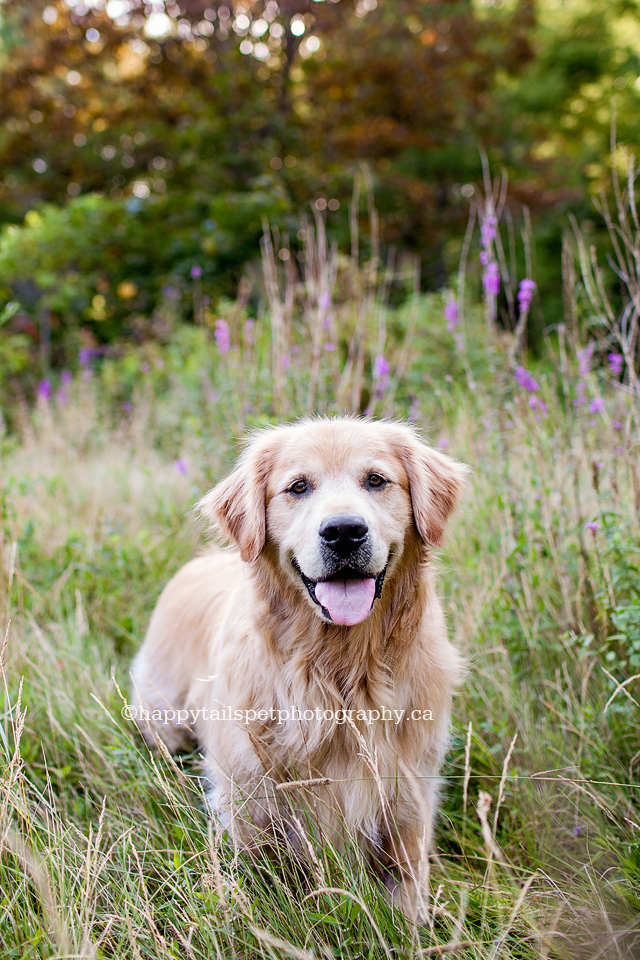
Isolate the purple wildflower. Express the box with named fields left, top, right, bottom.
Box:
left=291, top=345, right=301, bottom=354
left=614, top=421, right=622, bottom=430
left=162, top=284, right=179, bottom=300
left=577, top=343, right=594, bottom=377
left=282, top=354, right=291, bottom=368
left=122, top=400, right=132, bottom=412
left=373, top=355, right=390, bottom=379
left=572, top=343, right=593, bottom=405
left=437, top=437, right=449, bottom=451
left=214, top=318, right=230, bottom=355
left=38, top=379, right=51, bottom=402
left=608, top=352, right=623, bottom=375
left=56, top=388, right=67, bottom=406
left=529, top=396, right=548, bottom=416
left=208, top=391, right=219, bottom=403
left=79, top=347, right=92, bottom=366
left=444, top=300, right=458, bottom=332
left=480, top=216, right=497, bottom=246
left=244, top=319, right=255, bottom=346
left=589, top=397, right=604, bottom=413
left=141, top=362, right=150, bottom=373
left=319, top=292, right=331, bottom=309
left=190, top=265, right=202, bottom=279
left=517, top=279, right=536, bottom=312
left=174, top=458, right=188, bottom=475
left=324, top=342, right=336, bottom=351
left=60, top=369, right=72, bottom=386
left=585, top=521, right=601, bottom=531
left=573, top=826, right=582, bottom=836
left=514, top=366, right=539, bottom=392
left=483, top=261, right=500, bottom=296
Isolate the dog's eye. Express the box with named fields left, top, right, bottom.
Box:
left=288, top=479, right=308, bottom=495
left=366, top=473, right=387, bottom=489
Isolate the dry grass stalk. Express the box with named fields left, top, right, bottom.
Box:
left=260, top=221, right=289, bottom=416
left=492, top=732, right=518, bottom=835
left=250, top=925, right=317, bottom=960
left=418, top=942, right=478, bottom=957
left=462, top=721, right=473, bottom=819
left=1, top=826, right=73, bottom=956
left=486, top=872, right=538, bottom=960
left=275, top=777, right=333, bottom=792
left=291, top=813, right=326, bottom=888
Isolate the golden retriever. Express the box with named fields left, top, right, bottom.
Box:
left=130, top=417, right=466, bottom=919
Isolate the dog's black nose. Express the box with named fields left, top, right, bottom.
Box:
left=319, top=514, right=369, bottom=557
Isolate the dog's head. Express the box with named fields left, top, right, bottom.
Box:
left=200, top=419, right=467, bottom=626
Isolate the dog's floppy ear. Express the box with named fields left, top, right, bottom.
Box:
left=394, top=428, right=467, bottom=548
left=198, top=436, right=272, bottom=562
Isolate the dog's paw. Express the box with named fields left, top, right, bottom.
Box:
left=385, top=873, right=428, bottom=925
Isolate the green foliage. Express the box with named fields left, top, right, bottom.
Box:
left=4, top=0, right=638, bottom=340
left=592, top=513, right=640, bottom=673
left=0, top=187, right=290, bottom=343
left=0, top=298, right=29, bottom=381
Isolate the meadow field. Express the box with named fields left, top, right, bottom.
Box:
left=0, top=191, right=639, bottom=959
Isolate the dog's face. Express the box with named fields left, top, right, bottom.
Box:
left=201, top=419, right=466, bottom=626
left=264, top=424, right=414, bottom=625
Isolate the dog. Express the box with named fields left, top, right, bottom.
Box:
left=130, top=417, right=466, bottom=919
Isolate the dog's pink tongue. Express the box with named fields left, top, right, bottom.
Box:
left=315, top=577, right=376, bottom=626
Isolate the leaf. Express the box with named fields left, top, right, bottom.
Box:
left=0, top=300, right=19, bottom=326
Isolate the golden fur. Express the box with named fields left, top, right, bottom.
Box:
left=130, top=417, right=466, bottom=919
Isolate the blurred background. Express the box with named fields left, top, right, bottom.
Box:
left=0, top=0, right=639, bottom=390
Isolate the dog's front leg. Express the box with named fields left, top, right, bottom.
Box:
left=383, top=819, right=432, bottom=923
left=385, top=823, right=431, bottom=924
left=202, top=741, right=284, bottom=855
left=382, top=776, right=439, bottom=925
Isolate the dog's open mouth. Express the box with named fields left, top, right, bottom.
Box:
left=293, top=560, right=387, bottom=626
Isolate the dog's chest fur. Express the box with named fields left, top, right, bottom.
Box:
left=192, top=552, right=457, bottom=840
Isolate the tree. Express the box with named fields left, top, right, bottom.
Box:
left=2, top=0, right=637, bottom=355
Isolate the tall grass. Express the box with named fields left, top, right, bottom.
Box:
left=0, top=175, right=639, bottom=958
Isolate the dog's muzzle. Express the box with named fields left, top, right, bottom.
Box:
left=293, top=558, right=387, bottom=626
